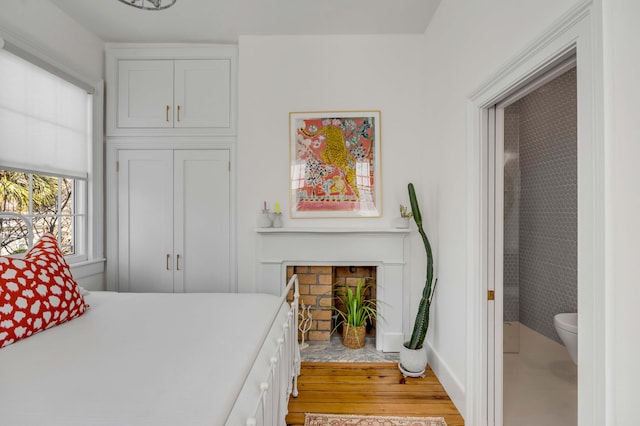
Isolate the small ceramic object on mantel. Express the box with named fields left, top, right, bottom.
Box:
left=394, top=217, right=410, bottom=228
left=271, top=212, right=283, bottom=228
left=396, top=204, right=412, bottom=228
left=257, top=209, right=272, bottom=228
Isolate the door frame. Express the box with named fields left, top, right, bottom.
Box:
left=487, top=54, right=578, bottom=425
left=465, top=2, right=606, bottom=425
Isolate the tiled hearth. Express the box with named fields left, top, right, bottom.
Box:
left=300, top=336, right=399, bottom=363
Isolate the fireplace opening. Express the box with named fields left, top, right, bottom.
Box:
left=286, top=265, right=377, bottom=342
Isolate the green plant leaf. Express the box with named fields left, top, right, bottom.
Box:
left=329, top=279, right=378, bottom=331
left=407, top=182, right=435, bottom=350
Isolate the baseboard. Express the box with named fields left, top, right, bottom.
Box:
left=427, top=343, right=466, bottom=420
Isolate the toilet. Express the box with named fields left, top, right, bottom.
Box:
left=554, top=313, right=578, bottom=364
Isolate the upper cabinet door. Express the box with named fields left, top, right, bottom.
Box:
left=117, top=60, right=174, bottom=128
left=174, top=59, right=231, bottom=129
left=106, top=46, right=238, bottom=136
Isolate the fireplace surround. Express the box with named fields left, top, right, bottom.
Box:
left=256, top=228, right=410, bottom=352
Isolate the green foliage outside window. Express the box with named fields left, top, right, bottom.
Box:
left=0, top=170, right=75, bottom=256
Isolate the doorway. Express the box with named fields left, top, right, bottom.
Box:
left=467, top=6, right=605, bottom=426
left=493, top=62, right=578, bottom=426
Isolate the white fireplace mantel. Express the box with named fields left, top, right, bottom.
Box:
left=256, top=227, right=411, bottom=352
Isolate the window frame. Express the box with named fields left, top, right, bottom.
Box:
left=0, top=33, right=104, bottom=270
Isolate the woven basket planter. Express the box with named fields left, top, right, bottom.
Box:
left=342, top=324, right=367, bottom=349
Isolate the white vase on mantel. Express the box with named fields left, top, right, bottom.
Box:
left=271, top=212, right=283, bottom=228
left=257, top=210, right=272, bottom=228
left=399, top=342, right=427, bottom=374
left=394, top=217, right=410, bottom=228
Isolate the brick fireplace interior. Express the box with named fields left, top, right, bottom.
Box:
left=286, top=265, right=377, bottom=342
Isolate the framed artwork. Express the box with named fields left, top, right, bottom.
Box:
left=289, top=110, right=381, bottom=218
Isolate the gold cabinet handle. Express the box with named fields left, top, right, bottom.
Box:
left=166, top=105, right=170, bottom=122
left=176, top=254, right=181, bottom=271
left=166, top=254, right=171, bottom=270
left=177, top=105, right=181, bottom=122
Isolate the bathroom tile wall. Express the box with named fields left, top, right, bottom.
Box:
left=513, top=67, right=578, bottom=343
left=503, top=104, right=521, bottom=323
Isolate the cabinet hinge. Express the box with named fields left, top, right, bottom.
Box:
left=116, top=161, right=119, bottom=172
left=488, top=290, right=495, bottom=301
left=228, top=161, right=231, bottom=172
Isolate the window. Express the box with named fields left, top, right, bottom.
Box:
left=0, top=171, right=86, bottom=258
left=0, top=42, right=92, bottom=261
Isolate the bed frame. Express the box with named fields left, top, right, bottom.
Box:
left=244, top=274, right=301, bottom=425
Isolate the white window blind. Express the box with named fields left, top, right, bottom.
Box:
left=0, top=48, right=90, bottom=179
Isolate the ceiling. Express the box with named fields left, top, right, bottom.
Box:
left=49, top=0, right=441, bottom=44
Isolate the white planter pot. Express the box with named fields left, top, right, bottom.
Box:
left=394, top=217, right=410, bottom=228
left=399, top=343, right=427, bottom=373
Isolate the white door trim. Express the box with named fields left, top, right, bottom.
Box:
left=487, top=55, right=578, bottom=425
left=465, top=2, right=606, bottom=425
left=489, top=106, right=506, bottom=426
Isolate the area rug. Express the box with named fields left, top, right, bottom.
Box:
left=304, top=413, right=447, bottom=426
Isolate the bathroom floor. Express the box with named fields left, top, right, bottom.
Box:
left=503, top=323, right=577, bottom=426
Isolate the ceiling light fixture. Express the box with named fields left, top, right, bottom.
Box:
left=117, top=0, right=177, bottom=11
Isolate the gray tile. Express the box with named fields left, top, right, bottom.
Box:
left=300, top=336, right=399, bottom=363
left=503, top=68, right=577, bottom=343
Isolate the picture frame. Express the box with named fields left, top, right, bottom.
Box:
left=289, top=110, right=381, bottom=218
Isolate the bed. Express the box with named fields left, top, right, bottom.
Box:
left=0, top=214, right=300, bottom=426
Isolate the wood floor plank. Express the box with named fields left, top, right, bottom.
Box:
left=287, top=362, right=464, bottom=426
left=293, top=388, right=451, bottom=399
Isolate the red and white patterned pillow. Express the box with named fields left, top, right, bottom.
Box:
left=0, top=233, right=88, bottom=348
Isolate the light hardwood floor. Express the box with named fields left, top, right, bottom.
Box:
left=286, top=362, right=464, bottom=426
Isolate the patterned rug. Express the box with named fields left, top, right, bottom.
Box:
left=304, top=413, right=448, bottom=426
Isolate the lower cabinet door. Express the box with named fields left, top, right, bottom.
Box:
left=118, top=150, right=174, bottom=292
left=173, top=149, right=230, bottom=293
left=118, top=149, right=231, bottom=293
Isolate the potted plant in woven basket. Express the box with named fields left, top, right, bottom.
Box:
left=331, top=278, right=377, bottom=349
left=400, top=182, right=439, bottom=375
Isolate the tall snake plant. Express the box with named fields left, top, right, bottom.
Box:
left=407, top=182, right=437, bottom=350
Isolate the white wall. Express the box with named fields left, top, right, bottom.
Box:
left=237, top=2, right=592, bottom=417
left=601, top=1, right=640, bottom=424
left=417, top=0, right=580, bottom=415
left=237, top=35, right=429, bottom=296
left=0, top=0, right=104, bottom=80
left=422, top=0, right=640, bottom=424
left=237, top=2, right=638, bottom=424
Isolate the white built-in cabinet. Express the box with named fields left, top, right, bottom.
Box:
left=117, top=59, right=230, bottom=129
left=105, top=45, right=237, bottom=293
left=117, top=149, right=231, bottom=293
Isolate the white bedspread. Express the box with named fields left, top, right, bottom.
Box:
left=0, top=291, right=285, bottom=426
